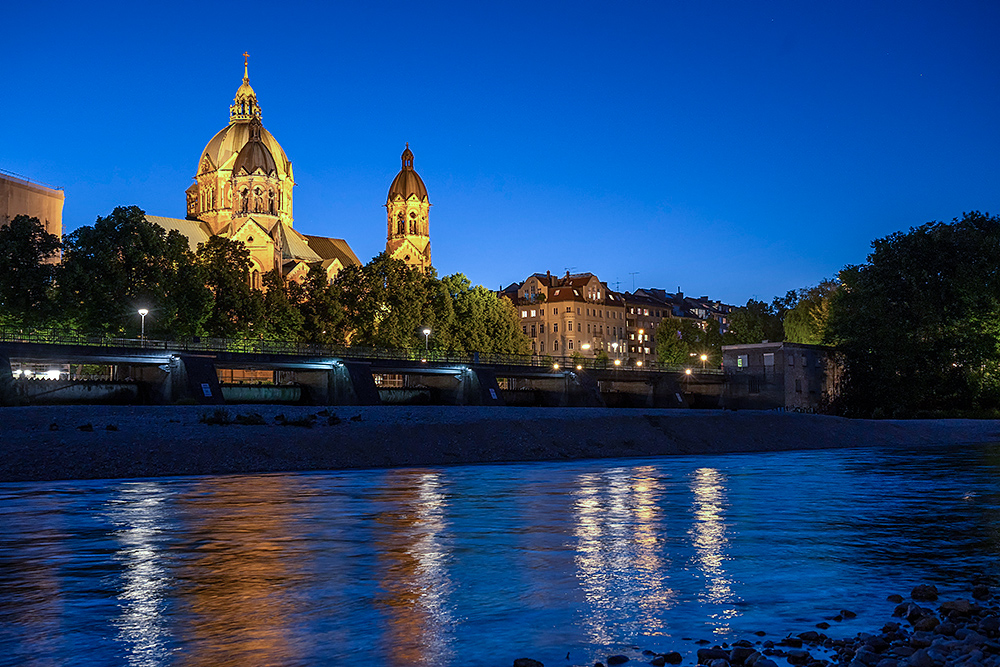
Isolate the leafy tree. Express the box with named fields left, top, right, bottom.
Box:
left=656, top=316, right=732, bottom=366
left=337, top=253, right=433, bottom=349
left=0, top=215, right=61, bottom=326
left=444, top=273, right=531, bottom=355
left=59, top=206, right=211, bottom=337
left=299, top=266, right=347, bottom=344
left=783, top=279, right=838, bottom=344
left=728, top=297, right=787, bottom=344
left=260, top=270, right=304, bottom=340
left=196, top=235, right=264, bottom=338
left=826, top=211, right=1000, bottom=417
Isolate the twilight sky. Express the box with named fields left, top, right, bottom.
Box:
left=3, top=1, right=998, bottom=305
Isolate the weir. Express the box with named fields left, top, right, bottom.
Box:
left=0, top=339, right=724, bottom=408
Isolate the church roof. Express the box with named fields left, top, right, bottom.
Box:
left=387, top=143, right=428, bottom=201
left=145, top=215, right=211, bottom=252
left=275, top=222, right=322, bottom=263
left=304, top=234, right=361, bottom=268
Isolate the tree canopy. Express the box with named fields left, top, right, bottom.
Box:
left=783, top=279, right=838, bottom=345
left=0, top=215, right=61, bottom=326
left=826, top=211, right=1000, bottom=417
left=59, top=206, right=212, bottom=337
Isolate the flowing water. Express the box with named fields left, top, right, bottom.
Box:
left=2, top=444, right=1000, bottom=667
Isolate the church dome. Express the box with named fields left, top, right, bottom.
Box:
left=196, top=56, right=293, bottom=182
left=387, top=144, right=428, bottom=201
left=232, top=118, right=277, bottom=176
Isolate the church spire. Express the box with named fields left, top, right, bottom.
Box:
left=401, top=142, right=414, bottom=170
left=230, top=52, right=261, bottom=123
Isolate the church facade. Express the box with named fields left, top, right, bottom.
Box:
left=151, top=56, right=360, bottom=287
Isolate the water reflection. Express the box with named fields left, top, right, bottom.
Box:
left=171, top=476, right=305, bottom=667
left=574, top=465, right=675, bottom=643
left=108, top=481, right=174, bottom=667
left=688, top=467, right=738, bottom=634
left=373, top=470, right=454, bottom=666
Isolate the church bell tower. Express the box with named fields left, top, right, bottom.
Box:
left=385, top=144, right=431, bottom=270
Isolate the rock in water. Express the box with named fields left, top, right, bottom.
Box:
left=911, top=584, right=938, bottom=601
left=606, top=656, right=629, bottom=665
left=513, top=659, right=544, bottom=667
left=662, top=652, right=683, bottom=664
left=972, top=584, right=991, bottom=600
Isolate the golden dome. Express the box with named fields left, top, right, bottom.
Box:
left=387, top=143, right=428, bottom=201
left=198, top=57, right=293, bottom=182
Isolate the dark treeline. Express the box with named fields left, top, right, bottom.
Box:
left=704, top=210, right=1000, bottom=418
left=0, top=206, right=530, bottom=355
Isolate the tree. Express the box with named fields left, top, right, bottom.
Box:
left=826, top=211, right=1000, bottom=417
left=298, top=266, right=347, bottom=344
left=656, top=316, right=732, bottom=366
left=783, top=279, right=838, bottom=344
left=260, top=270, right=304, bottom=340
left=728, top=297, right=787, bottom=344
left=444, top=273, right=531, bottom=355
left=337, top=253, right=434, bottom=349
left=0, top=215, right=61, bottom=326
left=59, top=206, right=212, bottom=337
left=196, top=235, right=264, bottom=338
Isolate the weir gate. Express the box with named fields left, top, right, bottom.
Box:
left=0, top=333, right=723, bottom=408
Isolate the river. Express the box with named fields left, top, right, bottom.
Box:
left=1, top=444, right=999, bottom=667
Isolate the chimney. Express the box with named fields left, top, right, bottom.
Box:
left=547, top=270, right=551, bottom=284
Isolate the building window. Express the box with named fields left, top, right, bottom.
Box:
left=554, top=340, right=559, bottom=350
left=569, top=340, right=574, bottom=350
left=521, top=310, right=527, bottom=318
left=554, top=323, right=558, bottom=333
left=788, top=354, right=795, bottom=366
left=587, top=323, right=591, bottom=333
left=795, top=379, right=802, bottom=393
left=566, top=307, right=572, bottom=313
left=531, top=325, right=536, bottom=337
left=539, top=323, right=545, bottom=334
left=577, top=307, right=581, bottom=315
left=553, top=308, right=558, bottom=315
left=530, top=309, right=536, bottom=317
left=523, top=326, right=528, bottom=335
left=577, top=322, right=582, bottom=332
left=539, top=341, right=545, bottom=352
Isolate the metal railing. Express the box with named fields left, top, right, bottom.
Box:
left=0, top=327, right=723, bottom=375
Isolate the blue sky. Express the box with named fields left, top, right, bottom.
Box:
left=3, top=1, right=998, bottom=304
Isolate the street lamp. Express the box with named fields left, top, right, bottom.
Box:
left=700, top=353, right=708, bottom=369
left=422, top=327, right=431, bottom=352
left=638, top=328, right=645, bottom=367
left=138, top=308, right=148, bottom=345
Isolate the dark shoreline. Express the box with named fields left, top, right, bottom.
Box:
left=2, top=405, right=1000, bottom=483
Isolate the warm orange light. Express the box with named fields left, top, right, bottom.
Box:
left=685, top=368, right=692, bottom=375
left=636, top=360, right=643, bottom=367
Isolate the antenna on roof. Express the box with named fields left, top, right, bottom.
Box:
left=612, top=277, right=621, bottom=291
left=629, top=272, right=640, bottom=290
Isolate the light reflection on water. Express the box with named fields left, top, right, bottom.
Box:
left=2, top=444, right=1000, bottom=667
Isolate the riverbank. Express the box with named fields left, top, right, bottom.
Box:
left=2, top=405, right=1000, bottom=482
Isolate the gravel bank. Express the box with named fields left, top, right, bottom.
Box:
left=2, top=406, right=999, bottom=482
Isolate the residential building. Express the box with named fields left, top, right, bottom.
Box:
left=505, top=272, right=627, bottom=359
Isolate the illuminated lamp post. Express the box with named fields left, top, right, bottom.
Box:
left=422, top=327, right=431, bottom=352
left=638, top=328, right=645, bottom=367
left=700, top=353, right=708, bottom=369
left=138, top=309, right=148, bottom=346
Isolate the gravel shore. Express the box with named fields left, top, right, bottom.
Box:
left=519, top=583, right=1000, bottom=667
left=2, top=406, right=999, bottom=482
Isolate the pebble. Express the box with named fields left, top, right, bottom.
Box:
left=541, top=582, right=1000, bottom=667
